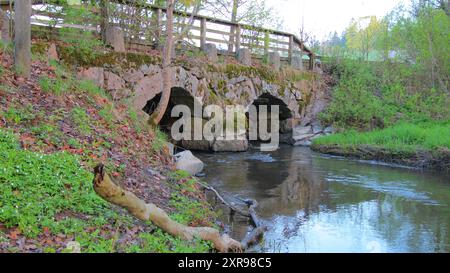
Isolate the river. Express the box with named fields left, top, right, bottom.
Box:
left=195, top=146, right=450, bottom=253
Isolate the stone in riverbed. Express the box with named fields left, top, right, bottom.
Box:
left=180, top=139, right=212, bottom=152
left=293, top=126, right=312, bottom=138
left=212, top=139, right=249, bottom=152
left=174, top=151, right=204, bottom=176
left=324, top=126, right=334, bottom=135
left=294, top=140, right=312, bottom=147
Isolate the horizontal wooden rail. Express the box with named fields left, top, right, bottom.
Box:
left=107, top=0, right=313, bottom=55
left=1, top=0, right=317, bottom=69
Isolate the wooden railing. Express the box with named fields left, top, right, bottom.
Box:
left=1, top=0, right=316, bottom=69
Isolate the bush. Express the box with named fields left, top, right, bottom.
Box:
left=320, top=60, right=449, bottom=129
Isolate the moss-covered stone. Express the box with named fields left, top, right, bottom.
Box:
left=60, top=49, right=162, bottom=69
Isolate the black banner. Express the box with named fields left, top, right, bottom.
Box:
left=0, top=253, right=447, bottom=272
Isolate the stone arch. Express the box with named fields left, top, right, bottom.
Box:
left=246, top=93, right=297, bottom=144
left=250, top=93, right=293, bottom=121
left=142, top=87, right=203, bottom=132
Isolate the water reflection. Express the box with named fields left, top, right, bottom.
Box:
left=196, top=146, right=450, bottom=253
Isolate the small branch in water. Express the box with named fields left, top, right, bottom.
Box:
left=195, top=179, right=251, bottom=218
left=194, top=179, right=267, bottom=249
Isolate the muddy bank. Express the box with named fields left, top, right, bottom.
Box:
left=311, top=144, right=450, bottom=171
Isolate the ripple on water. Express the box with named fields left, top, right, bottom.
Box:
left=325, top=174, right=440, bottom=206
left=245, top=153, right=276, bottom=163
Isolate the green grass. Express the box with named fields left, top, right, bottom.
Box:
left=99, top=104, right=115, bottom=128
left=39, top=76, right=71, bottom=96
left=78, top=80, right=106, bottom=97
left=2, top=105, right=36, bottom=125
left=70, top=107, right=92, bottom=135
left=0, top=129, right=214, bottom=253
left=151, top=128, right=168, bottom=152
left=0, top=128, right=111, bottom=238
left=313, top=121, right=450, bottom=152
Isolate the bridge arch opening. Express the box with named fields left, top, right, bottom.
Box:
left=248, top=93, right=293, bottom=143
left=142, top=87, right=203, bottom=133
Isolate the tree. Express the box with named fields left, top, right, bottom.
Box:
left=14, top=0, right=32, bottom=78
left=148, top=0, right=201, bottom=126
left=345, top=16, right=384, bottom=61
left=390, top=4, right=449, bottom=92
left=204, top=0, right=281, bottom=52
left=148, top=0, right=176, bottom=126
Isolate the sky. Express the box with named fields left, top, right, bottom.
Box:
left=266, top=0, right=410, bottom=40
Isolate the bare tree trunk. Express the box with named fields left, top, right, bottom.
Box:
left=149, top=0, right=175, bottom=126
left=93, top=164, right=243, bottom=253
left=0, top=8, right=10, bottom=42
left=14, top=0, right=32, bottom=78
left=227, top=0, right=238, bottom=53
left=100, top=0, right=109, bottom=43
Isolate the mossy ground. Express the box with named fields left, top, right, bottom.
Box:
left=0, top=42, right=217, bottom=253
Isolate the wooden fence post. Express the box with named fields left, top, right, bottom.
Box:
left=309, top=53, right=315, bottom=70
left=288, top=35, right=294, bottom=65
left=264, top=31, right=270, bottom=60
left=14, top=0, right=31, bottom=78
left=200, top=17, right=206, bottom=50
left=235, top=25, right=241, bottom=52
left=0, top=8, right=10, bottom=42
left=100, top=0, right=109, bottom=43
left=154, top=8, right=162, bottom=48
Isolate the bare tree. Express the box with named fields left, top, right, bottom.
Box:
left=148, top=0, right=175, bottom=126
left=14, top=0, right=32, bottom=78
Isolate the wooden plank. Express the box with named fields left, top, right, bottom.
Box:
left=241, top=34, right=288, bottom=45
left=206, top=27, right=234, bottom=37
left=174, top=23, right=201, bottom=31
left=191, top=34, right=227, bottom=45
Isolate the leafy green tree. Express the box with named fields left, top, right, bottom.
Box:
left=345, top=16, right=385, bottom=61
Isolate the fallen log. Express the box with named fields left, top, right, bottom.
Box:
left=92, top=164, right=243, bottom=253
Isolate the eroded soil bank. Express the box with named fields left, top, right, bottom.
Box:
left=311, top=144, right=450, bottom=171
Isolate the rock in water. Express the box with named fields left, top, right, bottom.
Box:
left=174, top=151, right=204, bottom=175
left=212, top=139, right=249, bottom=152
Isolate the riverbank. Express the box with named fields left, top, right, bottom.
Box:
left=0, top=46, right=218, bottom=253
left=311, top=122, right=450, bottom=171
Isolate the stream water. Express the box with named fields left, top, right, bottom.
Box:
left=195, top=146, right=450, bottom=253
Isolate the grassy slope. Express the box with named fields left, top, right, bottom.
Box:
left=0, top=44, right=216, bottom=253
left=313, top=122, right=450, bottom=152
